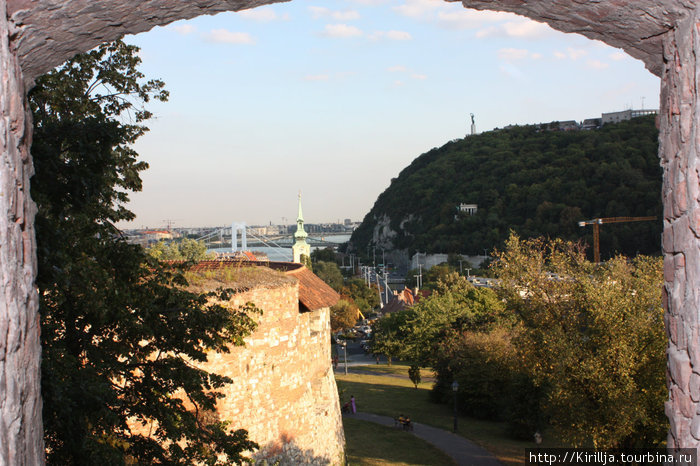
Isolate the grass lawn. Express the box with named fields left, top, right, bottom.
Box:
left=350, top=364, right=434, bottom=381
left=343, top=417, right=456, bottom=466
left=336, top=367, right=551, bottom=466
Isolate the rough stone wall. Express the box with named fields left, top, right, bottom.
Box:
left=0, top=0, right=43, bottom=463
left=660, top=4, right=700, bottom=448
left=201, top=282, right=344, bottom=464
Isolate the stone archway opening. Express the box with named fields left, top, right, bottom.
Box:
left=1, top=1, right=699, bottom=462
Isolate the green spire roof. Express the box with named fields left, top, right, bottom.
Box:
left=294, top=191, right=308, bottom=241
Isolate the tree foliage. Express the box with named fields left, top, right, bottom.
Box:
left=330, top=299, right=359, bottom=332
left=314, top=261, right=344, bottom=292
left=30, top=41, right=259, bottom=464
left=300, top=253, right=313, bottom=271
left=371, top=273, right=506, bottom=366
left=350, top=117, right=661, bottom=260
left=341, top=278, right=380, bottom=313
left=147, top=238, right=214, bottom=262
left=492, top=234, right=666, bottom=447
left=311, top=247, right=339, bottom=264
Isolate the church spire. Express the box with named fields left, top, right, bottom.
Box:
left=294, top=191, right=307, bottom=240
left=292, top=191, right=310, bottom=263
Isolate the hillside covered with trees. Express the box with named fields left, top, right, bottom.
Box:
left=350, top=116, right=661, bottom=260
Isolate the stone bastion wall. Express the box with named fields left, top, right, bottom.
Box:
left=200, top=274, right=345, bottom=464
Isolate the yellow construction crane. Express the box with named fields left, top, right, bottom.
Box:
left=578, top=216, right=656, bottom=263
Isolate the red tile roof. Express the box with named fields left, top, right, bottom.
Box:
left=285, top=266, right=340, bottom=311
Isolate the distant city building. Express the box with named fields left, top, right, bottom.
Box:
left=601, top=109, right=657, bottom=125
left=292, top=193, right=311, bottom=264
left=558, top=120, right=579, bottom=131
left=344, top=218, right=352, bottom=226
left=582, top=118, right=602, bottom=130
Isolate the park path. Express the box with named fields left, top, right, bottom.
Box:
left=345, top=411, right=503, bottom=466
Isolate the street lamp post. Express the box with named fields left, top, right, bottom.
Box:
left=343, top=341, right=348, bottom=375
left=452, top=380, right=459, bottom=433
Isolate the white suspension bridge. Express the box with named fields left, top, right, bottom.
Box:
left=196, top=223, right=348, bottom=261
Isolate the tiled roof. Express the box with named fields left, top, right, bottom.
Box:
left=382, top=297, right=407, bottom=314
left=285, top=266, right=340, bottom=312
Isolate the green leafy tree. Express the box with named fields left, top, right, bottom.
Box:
left=342, top=278, right=380, bottom=313
left=148, top=238, right=213, bottom=261
left=300, top=254, right=313, bottom=271
left=430, top=327, right=522, bottom=422
left=370, top=311, right=410, bottom=366
left=330, top=299, right=359, bottom=332
left=314, top=261, right=344, bottom=291
left=408, top=365, right=421, bottom=389
left=492, top=234, right=666, bottom=448
left=30, top=40, right=259, bottom=464
left=311, top=247, right=338, bottom=263
left=401, top=273, right=508, bottom=366
left=372, top=273, right=506, bottom=369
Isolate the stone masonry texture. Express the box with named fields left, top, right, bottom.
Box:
left=0, top=0, right=699, bottom=461
left=202, top=282, right=345, bottom=464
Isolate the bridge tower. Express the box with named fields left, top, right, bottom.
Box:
left=231, top=222, right=247, bottom=252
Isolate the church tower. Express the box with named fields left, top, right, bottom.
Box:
left=292, top=192, right=311, bottom=264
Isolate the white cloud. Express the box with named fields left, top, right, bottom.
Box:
left=609, top=50, right=628, bottom=61
left=205, top=29, right=255, bottom=44
left=436, top=9, right=513, bottom=30
left=304, top=74, right=330, bottom=81
left=394, top=80, right=405, bottom=86
left=553, top=47, right=588, bottom=60
left=387, top=65, right=407, bottom=72
left=498, top=48, right=529, bottom=61
left=238, top=7, right=288, bottom=22
left=386, top=65, right=427, bottom=81
left=393, top=0, right=442, bottom=19
left=476, top=18, right=553, bottom=39
left=567, top=48, right=587, bottom=60
left=498, top=48, right=542, bottom=62
left=370, top=30, right=412, bottom=41
left=586, top=59, right=609, bottom=70
left=503, top=20, right=552, bottom=38
left=348, top=0, right=390, bottom=5
left=171, top=24, right=196, bottom=35
left=386, top=30, right=412, bottom=40
left=322, top=24, right=363, bottom=38
left=309, top=6, right=360, bottom=20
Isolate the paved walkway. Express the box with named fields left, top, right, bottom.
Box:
left=345, top=411, right=503, bottom=466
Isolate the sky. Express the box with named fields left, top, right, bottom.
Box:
left=119, top=0, right=660, bottom=230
